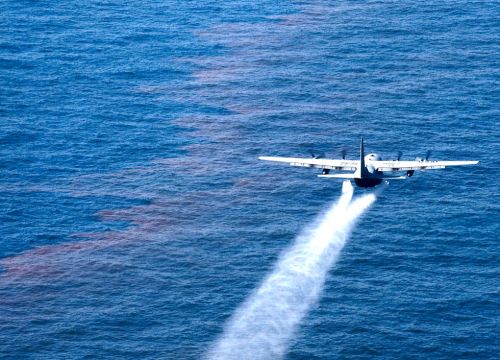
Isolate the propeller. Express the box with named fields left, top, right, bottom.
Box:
left=340, top=148, right=347, bottom=160
left=309, top=150, right=325, bottom=159
left=415, top=150, right=432, bottom=162
left=397, top=151, right=403, bottom=161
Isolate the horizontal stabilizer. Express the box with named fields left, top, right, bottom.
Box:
left=381, top=175, right=408, bottom=180
left=318, top=174, right=356, bottom=179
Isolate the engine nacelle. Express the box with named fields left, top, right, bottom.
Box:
left=406, top=170, right=415, bottom=177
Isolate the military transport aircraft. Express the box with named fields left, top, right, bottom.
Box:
left=259, top=138, right=478, bottom=188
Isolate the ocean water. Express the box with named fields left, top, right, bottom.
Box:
left=0, top=1, right=498, bottom=359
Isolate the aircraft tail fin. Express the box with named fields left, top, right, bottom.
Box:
left=359, top=137, right=368, bottom=177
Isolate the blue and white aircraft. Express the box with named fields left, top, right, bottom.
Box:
left=259, top=138, right=478, bottom=188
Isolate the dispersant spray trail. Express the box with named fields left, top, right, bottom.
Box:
left=207, top=182, right=380, bottom=360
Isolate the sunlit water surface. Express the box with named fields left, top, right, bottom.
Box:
left=1, top=1, right=498, bottom=359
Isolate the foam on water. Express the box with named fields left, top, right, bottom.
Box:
left=207, top=181, right=379, bottom=359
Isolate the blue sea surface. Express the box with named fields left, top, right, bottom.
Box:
left=1, top=1, right=498, bottom=359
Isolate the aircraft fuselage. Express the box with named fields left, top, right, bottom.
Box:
left=354, top=177, right=383, bottom=188
left=354, top=145, right=386, bottom=187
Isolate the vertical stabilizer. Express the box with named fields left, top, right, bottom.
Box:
left=360, top=137, right=365, bottom=168
left=357, top=137, right=368, bottom=178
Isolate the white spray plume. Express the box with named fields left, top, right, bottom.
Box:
left=207, top=181, right=379, bottom=360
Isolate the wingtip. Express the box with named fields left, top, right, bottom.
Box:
left=259, top=156, right=274, bottom=161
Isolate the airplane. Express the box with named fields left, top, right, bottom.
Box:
left=259, top=138, right=479, bottom=188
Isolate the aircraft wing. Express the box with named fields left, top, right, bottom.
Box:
left=259, top=156, right=359, bottom=171
left=373, top=160, right=479, bottom=172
